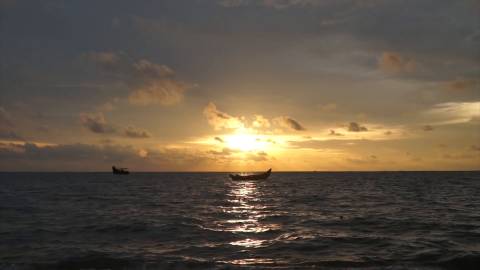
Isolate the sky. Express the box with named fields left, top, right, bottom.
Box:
left=0, top=0, right=479, bottom=171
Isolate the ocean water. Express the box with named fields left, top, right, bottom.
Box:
left=1, top=172, right=479, bottom=270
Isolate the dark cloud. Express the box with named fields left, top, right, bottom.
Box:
left=470, top=145, right=480, bottom=152
left=0, top=129, right=23, bottom=140
left=422, top=125, right=434, bottom=131
left=124, top=126, right=152, bottom=138
left=218, top=0, right=323, bottom=9
left=348, top=122, right=367, bottom=132
left=214, top=136, right=224, bottom=143
left=445, top=78, right=479, bottom=92
left=0, top=142, right=215, bottom=171
left=276, top=116, right=306, bottom=131
left=0, top=142, right=135, bottom=162
left=79, top=112, right=115, bottom=134
left=329, top=129, right=343, bottom=136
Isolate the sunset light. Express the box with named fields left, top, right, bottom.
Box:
left=1, top=1, right=479, bottom=269
left=225, top=133, right=269, bottom=152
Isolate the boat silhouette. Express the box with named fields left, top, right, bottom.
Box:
left=229, top=168, right=271, bottom=181
left=112, top=166, right=129, bottom=175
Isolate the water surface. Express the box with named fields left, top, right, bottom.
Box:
left=1, top=172, right=479, bottom=269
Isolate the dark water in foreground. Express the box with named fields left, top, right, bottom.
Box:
left=1, top=172, right=480, bottom=270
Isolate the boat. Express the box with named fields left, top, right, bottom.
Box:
left=112, top=166, right=129, bottom=175
left=229, top=168, right=271, bottom=181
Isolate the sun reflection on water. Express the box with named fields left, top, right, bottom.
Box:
left=217, top=180, right=281, bottom=249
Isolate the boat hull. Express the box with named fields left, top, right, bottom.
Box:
left=112, top=166, right=129, bottom=175
left=229, top=169, right=271, bottom=181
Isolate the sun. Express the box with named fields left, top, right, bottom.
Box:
left=225, top=133, right=268, bottom=152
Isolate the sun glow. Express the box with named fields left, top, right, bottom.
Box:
left=225, top=133, right=268, bottom=152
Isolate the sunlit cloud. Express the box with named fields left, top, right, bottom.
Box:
left=203, top=102, right=246, bottom=131
left=425, top=102, right=480, bottom=125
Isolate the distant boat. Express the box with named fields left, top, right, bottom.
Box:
left=112, top=166, right=129, bottom=175
left=229, top=168, right=271, bottom=181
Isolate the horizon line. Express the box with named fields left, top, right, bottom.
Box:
left=1, top=170, right=479, bottom=173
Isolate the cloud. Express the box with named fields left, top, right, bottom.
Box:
left=246, top=151, right=269, bottom=161
left=445, top=78, right=479, bottom=91
left=218, top=0, right=323, bottom=9
left=124, top=126, right=152, bottom=138
left=470, top=145, right=480, bottom=152
left=128, top=78, right=186, bottom=106
left=0, top=142, right=137, bottom=162
left=346, top=155, right=379, bottom=164
left=378, top=51, right=416, bottom=74
left=128, top=59, right=187, bottom=106
left=203, top=102, right=245, bottom=130
left=86, top=51, right=190, bottom=106
left=425, top=102, right=480, bottom=125
left=0, top=142, right=216, bottom=171
left=79, top=112, right=115, bottom=134
left=0, top=107, right=24, bottom=141
left=329, top=129, right=343, bottom=136
left=80, top=112, right=153, bottom=139
left=443, top=153, right=476, bottom=160
left=214, top=136, right=224, bottom=143
left=85, top=51, right=123, bottom=72
left=203, top=102, right=306, bottom=133
left=348, top=122, right=368, bottom=132
left=208, top=147, right=238, bottom=156
left=0, top=107, right=14, bottom=128
left=0, top=130, right=23, bottom=140
left=274, top=116, right=306, bottom=131
left=422, top=125, right=434, bottom=131
left=252, top=114, right=271, bottom=129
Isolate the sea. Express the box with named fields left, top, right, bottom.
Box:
left=0, top=171, right=479, bottom=270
